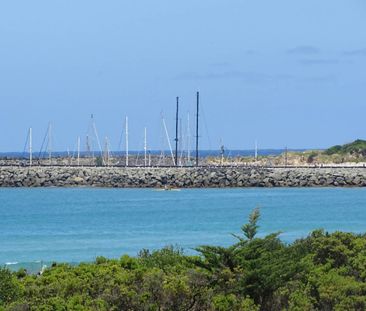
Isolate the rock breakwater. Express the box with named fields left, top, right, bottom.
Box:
left=0, top=166, right=365, bottom=188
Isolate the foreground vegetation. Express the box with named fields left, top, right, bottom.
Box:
left=1, top=209, right=366, bottom=310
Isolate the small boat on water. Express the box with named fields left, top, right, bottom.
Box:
left=154, top=186, right=181, bottom=192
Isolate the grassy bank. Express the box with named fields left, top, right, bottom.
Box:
left=1, top=210, right=366, bottom=310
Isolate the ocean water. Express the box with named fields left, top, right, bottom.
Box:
left=1, top=188, right=365, bottom=271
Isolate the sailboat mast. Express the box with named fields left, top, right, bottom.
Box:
left=47, top=122, right=52, bottom=165
left=175, top=97, right=179, bottom=166
left=144, top=127, right=147, bottom=167
left=187, top=112, right=191, bottom=163
left=195, top=91, right=199, bottom=167
left=162, top=116, right=176, bottom=166
left=125, top=116, right=129, bottom=167
left=29, top=127, right=32, bottom=167
left=77, top=136, right=80, bottom=166
left=107, top=138, right=110, bottom=166
left=91, top=115, right=103, bottom=164
left=179, top=117, right=183, bottom=165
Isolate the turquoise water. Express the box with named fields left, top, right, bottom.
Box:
left=1, top=188, right=366, bottom=270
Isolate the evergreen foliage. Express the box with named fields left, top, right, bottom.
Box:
left=241, top=207, right=260, bottom=240
left=325, top=139, right=366, bottom=156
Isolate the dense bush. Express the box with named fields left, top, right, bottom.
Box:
left=2, top=210, right=366, bottom=310
left=324, top=139, right=366, bottom=156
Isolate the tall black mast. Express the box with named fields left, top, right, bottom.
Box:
left=195, top=92, right=199, bottom=167
left=175, top=97, right=179, bottom=166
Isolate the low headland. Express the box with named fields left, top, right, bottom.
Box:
left=208, top=139, right=366, bottom=167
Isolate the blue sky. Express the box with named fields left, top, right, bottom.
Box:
left=0, top=0, right=365, bottom=152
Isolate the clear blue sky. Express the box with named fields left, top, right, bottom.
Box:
left=0, top=0, right=365, bottom=152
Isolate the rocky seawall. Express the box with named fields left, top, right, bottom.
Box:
left=0, top=166, right=365, bottom=187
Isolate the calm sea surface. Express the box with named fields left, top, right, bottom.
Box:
left=1, top=188, right=365, bottom=270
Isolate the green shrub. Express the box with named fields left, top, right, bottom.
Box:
left=0, top=267, right=22, bottom=306
left=2, top=209, right=366, bottom=310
